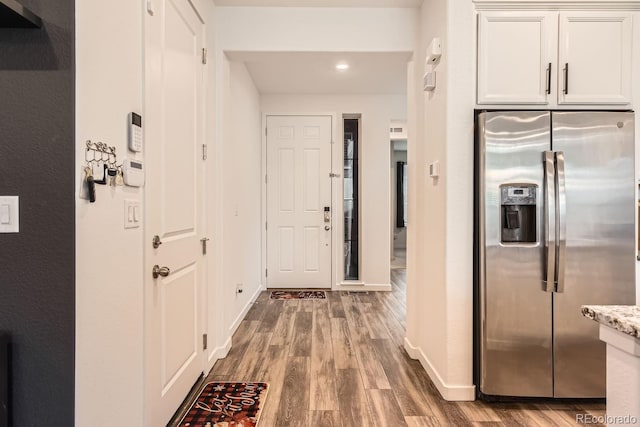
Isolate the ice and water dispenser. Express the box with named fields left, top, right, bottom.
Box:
left=500, top=185, right=537, bottom=243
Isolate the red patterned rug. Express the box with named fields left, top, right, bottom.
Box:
left=178, top=382, right=269, bottom=427
left=270, top=290, right=327, bottom=300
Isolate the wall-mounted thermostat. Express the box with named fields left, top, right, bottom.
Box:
left=128, top=112, right=143, bottom=152
left=123, top=158, right=145, bottom=187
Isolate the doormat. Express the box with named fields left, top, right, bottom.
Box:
left=178, top=382, right=269, bottom=427
left=270, top=290, right=327, bottom=300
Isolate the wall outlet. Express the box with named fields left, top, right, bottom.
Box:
left=236, top=283, right=244, bottom=295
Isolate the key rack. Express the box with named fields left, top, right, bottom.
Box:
left=84, top=140, right=122, bottom=183
left=83, top=140, right=125, bottom=203
left=85, top=140, right=118, bottom=168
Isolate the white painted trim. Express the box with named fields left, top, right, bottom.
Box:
left=228, top=284, right=262, bottom=335
left=208, top=336, right=232, bottom=364
left=404, top=337, right=476, bottom=401
left=261, top=112, right=338, bottom=290
left=338, top=283, right=392, bottom=292
left=474, top=1, right=640, bottom=10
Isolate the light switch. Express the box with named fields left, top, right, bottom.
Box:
left=0, top=196, right=19, bottom=233
left=0, top=204, right=9, bottom=224
left=124, top=199, right=141, bottom=229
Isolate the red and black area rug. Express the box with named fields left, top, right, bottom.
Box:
left=179, top=382, right=269, bottom=427
left=270, top=290, right=327, bottom=300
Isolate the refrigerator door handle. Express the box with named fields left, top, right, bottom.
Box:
left=543, top=151, right=556, bottom=292
left=555, top=151, right=567, bottom=293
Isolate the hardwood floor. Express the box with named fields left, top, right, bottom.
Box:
left=173, top=269, right=606, bottom=426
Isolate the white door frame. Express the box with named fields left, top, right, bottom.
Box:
left=261, top=113, right=339, bottom=290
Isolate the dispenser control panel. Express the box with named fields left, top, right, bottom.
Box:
left=501, top=186, right=536, bottom=205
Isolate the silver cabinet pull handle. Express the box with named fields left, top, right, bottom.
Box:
left=563, top=63, right=569, bottom=95
left=546, top=62, right=552, bottom=95
left=152, top=265, right=171, bottom=279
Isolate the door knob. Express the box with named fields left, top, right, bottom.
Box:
left=152, top=265, right=171, bottom=279
left=325, top=225, right=331, bottom=231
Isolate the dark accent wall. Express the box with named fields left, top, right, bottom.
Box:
left=0, top=0, right=75, bottom=425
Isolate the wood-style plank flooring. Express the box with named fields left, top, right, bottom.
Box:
left=174, top=269, right=606, bottom=426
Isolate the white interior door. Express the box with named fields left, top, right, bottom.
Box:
left=266, top=115, right=332, bottom=288
left=144, top=0, right=205, bottom=425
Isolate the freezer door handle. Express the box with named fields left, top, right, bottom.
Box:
left=555, top=151, right=567, bottom=293
left=543, top=151, right=556, bottom=292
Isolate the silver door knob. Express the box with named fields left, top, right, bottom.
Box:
left=152, top=265, right=171, bottom=279
left=325, top=225, right=331, bottom=231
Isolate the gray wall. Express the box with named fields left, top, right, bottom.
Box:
left=0, top=0, right=75, bottom=425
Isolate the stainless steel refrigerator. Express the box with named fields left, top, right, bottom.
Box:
left=476, top=111, right=636, bottom=398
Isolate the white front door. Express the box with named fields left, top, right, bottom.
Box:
left=266, top=115, right=332, bottom=288
left=144, top=0, right=205, bottom=425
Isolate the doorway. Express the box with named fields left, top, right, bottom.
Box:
left=265, top=115, right=333, bottom=289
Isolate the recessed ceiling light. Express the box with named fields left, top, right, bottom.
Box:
left=336, top=63, right=349, bottom=71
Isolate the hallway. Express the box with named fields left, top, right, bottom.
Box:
left=172, top=270, right=606, bottom=426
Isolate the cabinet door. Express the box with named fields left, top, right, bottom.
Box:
left=558, top=13, right=632, bottom=105
left=478, top=12, right=556, bottom=104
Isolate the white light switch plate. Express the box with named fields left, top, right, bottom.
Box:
left=0, top=196, right=19, bottom=233
left=124, top=199, right=141, bottom=229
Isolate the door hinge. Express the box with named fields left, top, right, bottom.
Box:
left=200, top=237, right=210, bottom=255
left=265, top=175, right=267, bottom=184
left=265, top=269, right=268, bottom=277
left=202, top=48, right=207, bottom=64
left=329, top=172, right=341, bottom=178
left=265, top=128, right=267, bottom=136
left=203, top=333, right=208, bottom=350
left=202, top=144, right=208, bottom=160
left=265, top=222, right=267, bottom=230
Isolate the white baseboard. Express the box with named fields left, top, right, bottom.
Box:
left=228, top=285, right=262, bottom=336
left=404, top=337, right=476, bottom=401
left=336, top=283, right=392, bottom=292
left=212, top=336, right=231, bottom=360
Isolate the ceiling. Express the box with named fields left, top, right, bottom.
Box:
left=225, top=51, right=412, bottom=95
left=214, top=0, right=422, bottom=7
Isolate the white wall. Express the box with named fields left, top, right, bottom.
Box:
left=223, top=59, right=264, bottom=333
left=76, top=1, right=219, bottom=425
left=75, top=0, right=144, bottom=424
left=216, top=7, right=417, bottom=52
left=403, top=0, right=476, bottom=401
left=261, top=94, right=407, bottom=288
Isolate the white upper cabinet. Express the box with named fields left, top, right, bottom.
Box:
left=558, top=13, right=632, bottom=105
left=478, top=12, right=556, bottom=104
left=477, top=11, right=633, bottom=107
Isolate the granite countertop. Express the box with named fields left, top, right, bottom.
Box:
left=581, top=305, right=640, bottom=339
